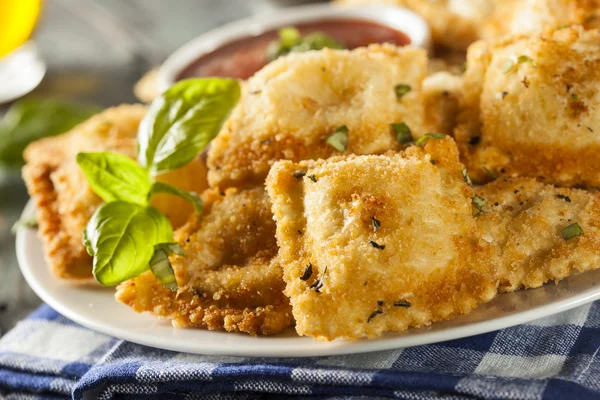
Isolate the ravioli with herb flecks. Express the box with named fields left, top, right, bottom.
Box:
left=207, top=43, right=427, bottom=189
left=475, top=177, right=600, bottom=292
left=116, top=187, right=293, bottom=336
left=266, top=137, right=497, bottom=340
left=455, top=26, right=600, bottom=186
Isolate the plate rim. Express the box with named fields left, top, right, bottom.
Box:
left=15, top=201, right=600, bottom=357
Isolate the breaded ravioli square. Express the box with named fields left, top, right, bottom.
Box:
left=22, top=105, right=209, bottom=280
left=476, top=177, right=600, bottom=292
left=266, top=137, right=497, bottom=340
left=116, top=187, right=293, bottom=336
left=455, top=26, right=600, bottom=186
left=207, top=44, right=427, bottom=189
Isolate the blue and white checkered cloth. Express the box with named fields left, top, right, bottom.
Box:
left=2, top=304, right=600, bottom=400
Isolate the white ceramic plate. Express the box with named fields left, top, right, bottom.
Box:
left=157, top=3, right=431, bottom=91
left=16, top=201, right=600, bottom=357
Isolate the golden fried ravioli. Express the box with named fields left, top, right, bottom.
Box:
left=22, top=105, right=209, bottom=280
left=116, top=187, right=293, bottom=336
left=337, top=0, right=600, bottom=51
left=455, top=26, right=600, bottom=186
left=266, top=137, right=497, bottom=340
left=475, top=177, right=600, bottom=292
left=207, top=44, right=428, bottom=189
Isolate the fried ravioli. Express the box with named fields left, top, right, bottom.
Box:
left=337, top=0, right=600, bottom=51
left=207, top=44, right=428, bottom=189
left=116, top=187, right=293, bottom=336
left=266, top=137, right=497, bottom=340
left=22, top=105, right=209, bottom=280
left=475, top=177, right=600, bottom=292
left=455, top=26, right=600, bottom=186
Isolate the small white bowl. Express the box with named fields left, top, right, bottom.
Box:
left=157, top=4, right=431, bottom=92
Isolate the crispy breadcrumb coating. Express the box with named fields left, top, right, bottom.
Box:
left=455, top=26, right=600, bottom=186
left=116, top=187, right=293, bottom=336
left=22, top=105, right=209, bottom=280
left=207, top=44, right=428, bottom=189
left=266, top=137, right=497, bottom=340
left=476, top=177, right=600, bottom=292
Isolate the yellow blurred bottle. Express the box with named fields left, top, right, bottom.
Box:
left=0, top=0, right=42, bottom=58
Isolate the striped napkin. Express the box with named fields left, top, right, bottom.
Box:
left=1, top=303, right=600, bottom=399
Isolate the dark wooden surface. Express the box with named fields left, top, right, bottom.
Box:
left=0, top=0, right=324, bottom=336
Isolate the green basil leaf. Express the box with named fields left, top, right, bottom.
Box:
left=149, top=244, right=179, bottom=291
left=138, top=78, right=241, bottom=175
left=0, top=98, right=100, bottom=167
left=85, top=201, right=173, bottom=286
left=147, top=181, right=203, bottom=215
left=76, top=152, right=151, bottom=205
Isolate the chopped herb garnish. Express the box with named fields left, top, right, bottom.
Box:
left=415, top=133, right=445, bottom=146
left=462, top=169, right=473, bottom=187
left=503, top=55, right=535, bottom=74
left=326, top=125, right=349, bottom=152
left=371, top=217, right=381, bottom=233
left=307, top=174, right=317, bottom=183
left=377, top=300, right=384, bottom=306
left=310, top=266, right=327, bottom=293
left=561, top=223, right=583, bottom=240
left=469, top=136, right=481, bottom=146
left=393, top=300, right=412, bottom=308
left=394, top=84, right=411, bottom=100
left=293, top=170, right=306, bottom=179
left=430, top=160, right=436, bottom=165
left=11, top=216, right=38, bottom=234
left=571, top=93, right=579, bottom=100
left=367, top=309, right=383, bottom=322
left=556, top=194, right=572, bottom=203
left=369, top=240, right=385, bottom=250
left=392, top=122, right=413, bottom=144
left=266, top=27, right=346, bottom=61
left=483, top=167, right=498, bottom=179
left=473, top=194, right=487, bottom=216
left=300, top=263, right=313, bottom=281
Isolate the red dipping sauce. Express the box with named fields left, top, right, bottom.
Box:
left=177, top=18, right=411, bottom=81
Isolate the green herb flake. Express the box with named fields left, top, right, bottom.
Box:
left=483, top=166, right=498, bottom=179
left=394, top=300, right=412, bottom=308
left=370, top=240, right=385, bottom=250
left=293, top=170, right=306, bottom=179
left=473, top=194, right=487, bottom=216
left=394, top=84, right=411, bottom=100
left=392, top=122, right=413, bottom=144
left=307, top=174, right=317, bottom=183
left=367, top=309, right=383, bottom=322
left=415, top=133, right=445, bottom=146
left=326, top=125, right=349, bottom=152
left=572, top=93, right=579, bottom=100
left=504, top=55, right=535, bottom=74
left=462, top=169, right=473, bottom=187
left=371, top=217, right=381, bottom=233
left=267, top=27, right=346, bottom=61
left=561, top=223, right=584, bottom=241
left=310, top=266, right=327, bottom=293
left=300, top=263, right=313, bottom=281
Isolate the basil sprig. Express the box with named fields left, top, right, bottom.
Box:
left=77, top=78, right=241, bottom=288
left=76, top=152, right=151, bottom=205
left=84, top=202, right=173, bottom=286
left=138, top=78, right=240, bottom=175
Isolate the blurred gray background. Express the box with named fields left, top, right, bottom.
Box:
left=0, top=0, right=323, bottom=337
